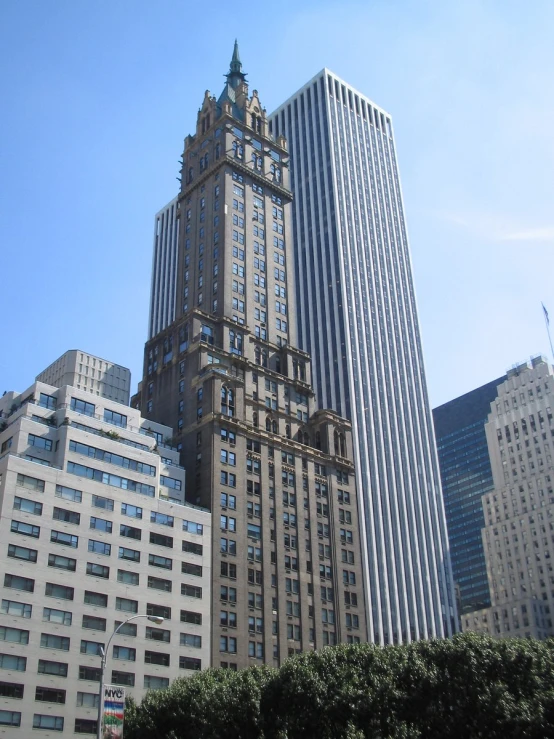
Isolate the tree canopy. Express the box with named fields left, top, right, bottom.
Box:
left=124, top=632, right=554, bottom=739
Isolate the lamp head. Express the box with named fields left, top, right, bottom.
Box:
left=148, top=616, right=165, bottom=625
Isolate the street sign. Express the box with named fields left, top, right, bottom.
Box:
left=102, top=684, right=125, bottom=739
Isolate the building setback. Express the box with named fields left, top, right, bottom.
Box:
left=268, top=70, right=457, bottom=642
left=36, top=350, right=132, bottom=406
left=433, top=376, right=506, bottom=615
left=0, top=368, right=211, bottom=736
left=462, top=357, right=554, bottom=639
left=135, top=44, right=366, bottom=669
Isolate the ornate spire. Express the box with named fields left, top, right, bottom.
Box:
left=226, top=39, right=246, bottom=88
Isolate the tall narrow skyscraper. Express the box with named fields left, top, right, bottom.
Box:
left=138, top=48, right=366, bottom=668
left=269, top=70, right=457, bottom=642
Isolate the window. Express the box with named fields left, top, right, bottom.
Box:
left=11, top=520, right=40, bottom=538
left=180, top=656, right=202, bottom=671
left=148, top=575, right=172, bottom=592
left=114, top=620, right=137, bottom=636
left=4, top=573, right=34, bottom=592
left=181, top=584, right=202, bottom=598
left=117, top=569, right=139, bottom=586
left=79, top=665, right=101, bottom=681
left=181, top=610, right=202, bottom=625
left=84, top=591, right=108, bottom=607
left=116, top=597, right=138, bottom=613
left=119, top=546, right=140, bottom=562
left=13, top=496, right=43, bottom=515
left=8, top=543, right=37, bottom=562
left=82, top=615, right=106, bottom=631
left=52, top=510, right=80, bottom=531
left=33, top=714, right=64, bottom=731
left=45, top=583, right=74, bottom=600
left=87, top=562, right=110, bottom=579
left=120, top=524, right=142, bottom=540
left=182, top=520, right=203, bottom=535
left=90, top=516, right=113, bottom=532
left=150, top=532, right=173, bottom=548
left=144, top=675, right=169, bottom=689
left=56, top=484, right=82, bottom=502
left=76, top=692, right=99, bottom=708
left=71, top=397, right=95, bottom=417
left=220, top=636, right=237, bottom=653
left=220, top=586, right=237, bottom=603
left=1, top=599, right=31, bottom=618
left=111, top=670, right=135, bottom=686
left=40, top=633, right=70, bottom=651
left=0, top=682, right=24, bottom=699
left=16, top=473, right=44, bottom=492
left=67, top=462, right=155, bottom=498
left=182, top=562, right=203, bottom=577
left=74, top=718, right=98, bottom=734
left=89, top=540, right=111, bottom=556
left=38, top=659, right=68, bottom=677
left=149, top=553, right=172, bottom=570
left=28, top=433, right=53, bottom=451
left=51, top=530, right=78, bottom=548
left=43, top=607, right=72, bottom=625
left=92, top=494, right=114, bottom=511
left=104, top=409, right=127, bottom=428
left=122, top=503, right=143, bottom=519
left=147, top=603, right=171, bottom=619
left=183, top=540, right=203, bottom=555
left=144, top=650, right=170, bottom=667
left=146, top=626, right=171, bottom=642
left=113, top=646, right=136, bottom=661
left=80, top=640, right=104, bottom=656
left=0, top=626, right=29, bottom=644
left=47, top=553, right=76, bottom=572
left=151, top=511, right=174, bottom=527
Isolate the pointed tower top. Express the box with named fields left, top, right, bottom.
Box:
left=226, top=39, right=246, bottom=88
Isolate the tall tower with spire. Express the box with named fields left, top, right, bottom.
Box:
left=137, top=45, right=366, bottom=669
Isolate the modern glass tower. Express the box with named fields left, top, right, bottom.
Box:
left=433, top=376, right=505, bottom=614
left=269, top=70, right=457, bottom=642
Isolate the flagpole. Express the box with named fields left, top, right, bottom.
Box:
left=542, top=303, right=554, bottom=361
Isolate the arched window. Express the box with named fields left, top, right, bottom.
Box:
left=285, top=424, right=291, bottom=440
left=303, top=432, right=310, bottom=447
left=334, top=431, right=340, bottom=456
left=266, top=416, right=271, bottom=432
left=340, top=433, right=346, bottom=457
left=261, top=350, right=268, bottom=368
left=272, top=420, right=278, bottom=434
left=253, top=412, right=258, bottom=428
left=255, top=346, right=261, bottom=365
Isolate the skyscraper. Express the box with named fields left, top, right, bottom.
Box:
left=462, top=357, right=554, bottom=639
left=433, top=376, right=506, bottom=615
left=269, top=70, right=457, bottom=642
left=137, top=45, right=366, bottom=668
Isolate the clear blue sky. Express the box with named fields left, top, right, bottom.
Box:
left=1, top=0, right=553, bottom=407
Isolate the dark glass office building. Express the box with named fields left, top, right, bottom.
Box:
left=433, top=377, right=506, bottom=614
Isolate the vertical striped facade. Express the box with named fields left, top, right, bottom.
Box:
left=148, top=197, right=179, bottom=339
left=269, top=69, right=457, bottom=643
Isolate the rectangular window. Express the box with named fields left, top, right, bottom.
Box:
left=92, top=495, right=114, bottom=511
left=82, top=615, right=107, bottom=631
left=90, top=516, right=113, bottom=533
left=28, top=433, right=53, bottom=451
left=0, top=626, right=29, bottom=644
left=70, top=397, right=95, bottom=417
left=1, top=599, right=31, bottom=618
left=8, top=543, right=37, bottom=562
left=79, top=665, right=101, bottom=681
left=182, top=540, right=203, bottom=556
left=146, top=626, right=171, bottom=643
left=148, top=553, right=172, bottom=570
left=48, top=553, right=77, bottom=571
left=182, top=520, right=203, bottom=535
left=40, top=633, right=70, bottom=651
left=38, top=659, right=68, bottom=677
left=122, top=503, right=142, bottom=519
left=56, top=484, right=82, bottom=502
left=120, top=524, right=142, bottom=540
left=4, top=573, right=34, bottom=592
left=0, top=682, right=24, bottom=699
left=11, top=520, right=40, bottom=538
left=35, top=686, right=66, bottom=704
left=113, top=646, right=136, bottom=661
left=74, top=718, right=97, bottom=734
left=150, top=511, right=173, bottom=527
left=147, top=603, right=171, bottom=620
left=86, top=562, right=110, bottom=579
left=43, top=607, right=72, bottom=626
left=181, top=584, right=202, bottom=599
left=13, top=496, right=43, bottom=515
left=104, top=409, right=127, bottom=428
left=76, top=692, right=99, bottom=708
left=117, top=569, right=139, bottom=586
left=45, top=583, right=74, bottom=600
left=16, top=473, right=45, bottom=492
left=88, top=540, right=111, bottom=556
left=115, top=597, right=138, bottom=614
left=80, top=640, right=104, bottom=656
left=38, top=392, right=57, bottom=410
left=150, top=532, right=173, bottom=548
left=180, top=610, right=202, bottom=625
left=84, top=591, right=108, bottom=607
left=33, top=714, right=64, bottom=731
left=111, top=670, right=135, bottom=687
left=148, top=576, right=172, bottom=592
left=114, top=621, right=137, bottom=637
left=180, top=656, right=201, bottom=671
left=119, top=546, right=140, bottom=562
left=53, top=506, right=80, bottom=525
left=50, top=530, right=78, bottom=548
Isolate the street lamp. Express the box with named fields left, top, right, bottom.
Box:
left=96, top=614, right=164, bottom=739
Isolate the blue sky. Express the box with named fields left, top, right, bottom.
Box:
left=1, top=0, right=553, bottom=407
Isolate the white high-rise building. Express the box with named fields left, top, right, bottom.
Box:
left=148, top=197, right=180, bottom=340
left=0, top=360, right=211, bottom=735
left=269, top=69, right=457, bottom=643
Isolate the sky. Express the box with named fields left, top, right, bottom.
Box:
left=1, top=0, right=553, bottom=408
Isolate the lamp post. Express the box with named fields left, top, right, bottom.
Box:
left=96, top=614, right=164, bottom=739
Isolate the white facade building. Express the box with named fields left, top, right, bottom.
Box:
left=0, top=375, right=211, bottom=736
left=462, top=356, right=554, bottom=639
left=148, top=197, right=180, bottom=340
left=36, top=350, right=131, bottom=406
left=269, top=69, right=457, bottom=643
